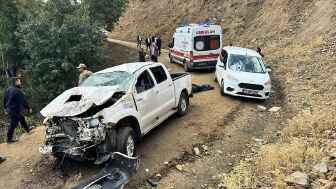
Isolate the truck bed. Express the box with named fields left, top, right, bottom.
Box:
left=170, top=72, right=192, bottom=107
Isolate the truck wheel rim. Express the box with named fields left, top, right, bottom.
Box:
left=126, top=136, right=135, bottom=157
left=181, top=97, right=187, bottom=112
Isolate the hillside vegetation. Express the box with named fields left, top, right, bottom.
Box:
left=112, top=0, right=336, bottom=188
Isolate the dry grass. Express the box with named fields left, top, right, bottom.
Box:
left=223, top=161, right=256, bottom=189
left=223, top=139, right=323, bottom=189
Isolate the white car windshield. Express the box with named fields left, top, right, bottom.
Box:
left=80, top=71, right=134, bottom=90
left=228, top=54, right=266, bottom=73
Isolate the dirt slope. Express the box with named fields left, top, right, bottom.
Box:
left=110, top=0, right=336, bottom=188
left=111, top=0, right=335, bottom=46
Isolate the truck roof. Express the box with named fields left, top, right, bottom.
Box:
left=97, top=62, right=157, bottom=74
left=223, top=46, right=262, bottom=58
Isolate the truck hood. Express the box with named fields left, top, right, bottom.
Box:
left=40, top=86, right=121, bottom=117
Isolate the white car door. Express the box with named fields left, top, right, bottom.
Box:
left=133, top=70, right=159, bottom=132
left=149, top=65, right=175, bottom=117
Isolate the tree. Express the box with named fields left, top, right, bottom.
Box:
left=19, top=0, right=104, bottom=106
left=82, top=0, right=127, bottom=31
left=0, top=0, right=19, bottom=77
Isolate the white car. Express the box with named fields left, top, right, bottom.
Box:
left=40, top=62, right=192, bottom=163
left=215, top=47, right=271, bottom=99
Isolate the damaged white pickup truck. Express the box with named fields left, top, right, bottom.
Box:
left=40, top=62, right=192, bottom=164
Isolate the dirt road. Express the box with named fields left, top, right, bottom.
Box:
left=0, top=39, right=275, bottom=189
left=107, top=39, right=246, bottom=186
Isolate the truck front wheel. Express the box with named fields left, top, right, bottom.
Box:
left=116, top=127, right=136, bottom=157
left=177, top=92, right=189, bottom=116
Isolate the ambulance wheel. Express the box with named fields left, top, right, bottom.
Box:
left=169, top=54, right=174, bottom=63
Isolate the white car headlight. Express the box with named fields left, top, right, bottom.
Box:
left=264, top=79, right=272, bottom=86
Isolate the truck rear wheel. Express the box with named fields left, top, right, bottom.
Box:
left=177, top=92, right=189, bottom=116
left=116, top=127, right=136, bottom=157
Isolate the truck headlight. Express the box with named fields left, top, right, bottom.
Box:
left=43, top=117, right=51, bottom=126
left=88, top=118, right=100, bottom=128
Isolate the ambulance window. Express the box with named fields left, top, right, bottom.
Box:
left=194, top=35, right=220, bottom=51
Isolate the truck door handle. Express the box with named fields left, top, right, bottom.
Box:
left=155, top=90, right=159, bottom=94
left=136, top=98, right=143, bottom=102
left=168, top=83, right=173, bottom=87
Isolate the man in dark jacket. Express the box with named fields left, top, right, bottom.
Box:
left=156, top=36, right=162, bottom=56
left=3, top=78, right=32, bottom=143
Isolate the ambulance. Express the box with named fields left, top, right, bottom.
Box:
left=169, top=23, right=222, bottom=71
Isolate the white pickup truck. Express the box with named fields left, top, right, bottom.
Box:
left=40, top=62, right=192, bottom=163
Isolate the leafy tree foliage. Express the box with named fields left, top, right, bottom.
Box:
left=82, top=0, right=127, bottom=31
left=0, top=0, right=19, bottom=71
left=19, top=0, right=104, bottom=105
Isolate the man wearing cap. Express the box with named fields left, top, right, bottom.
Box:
left=3, top=77, right=33, bottom=143
left=77, top=64, right=93, bottom=86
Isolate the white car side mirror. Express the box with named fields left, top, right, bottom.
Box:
left=266, top=68, right=272, bottom=73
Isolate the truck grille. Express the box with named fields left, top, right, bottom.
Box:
left=238, top=83, right=264, bottom=90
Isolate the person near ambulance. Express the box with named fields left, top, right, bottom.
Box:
left=150, top=42, right=159, bottom=62
left=77, top=64, right=93, bottom=86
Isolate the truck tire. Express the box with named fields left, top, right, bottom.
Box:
left=220, top=80, right=225, bottom=96
left=177, top=92, right=189, bottom=116
left=116, top=127, right=136, bottom=157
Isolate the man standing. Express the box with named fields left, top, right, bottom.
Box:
left=146, top=37, right=151, bottom=52
left=77, top=64, right=93, bottom=86
left=137, top=35, right=142, bottom=49
left=4, top=77, right=33, bottom=143
left=138, top=48, right=146, bottom=62
left=157, top=36, right=162, bottom=56
left=257, top=47, right=265, bottom=58
left=150, top=42, right=159, bottom=62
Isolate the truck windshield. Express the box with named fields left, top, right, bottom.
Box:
left=194, top=35, right=220, bottom=51
left=80, top=71, right=134, bottom=90
left=228, top=54, right=266, bottom=73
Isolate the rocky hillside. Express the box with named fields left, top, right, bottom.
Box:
left=111, top=0, right=335, bottom=47
left=111, top=0, right=336, bottom=188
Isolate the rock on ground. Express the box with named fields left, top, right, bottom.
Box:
left=285, top=171, right=309, bottom=186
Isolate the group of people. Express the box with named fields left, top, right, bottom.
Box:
left=137, top=35, right=162, bottom=62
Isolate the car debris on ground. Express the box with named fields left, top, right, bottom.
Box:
left=72, top=152, right=139, bottom=189
left=0, top=155, right=6, bottom=164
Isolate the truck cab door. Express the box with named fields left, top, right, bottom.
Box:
left=149, top=66, right=175, bottom=116
left=133, top=70, right=158, bottom=132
